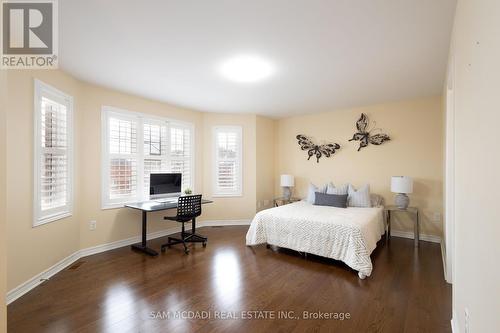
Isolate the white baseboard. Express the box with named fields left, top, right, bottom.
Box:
left=390, top=230, right=442, bottom=243
left=7, top=220, right=249, bottom=305
left=451, top=312, right=459, bottom=333
left=6, top=251, right=81, bottom=305
left=200, top=219, right=251, bottom=227
left=441, top=241, right=451, bottom=283
left=79, top=226, right=182, bottom=258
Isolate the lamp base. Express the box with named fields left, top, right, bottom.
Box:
left=394, top=193, right=409, bottom=209
left=282, top=187, right=292, bottom=200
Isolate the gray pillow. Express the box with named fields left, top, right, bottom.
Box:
left=314, top=192, right=348, bottom=208
left=347, top=184, right=372, bottom=207
left=306, top=183, right=328, bottom=204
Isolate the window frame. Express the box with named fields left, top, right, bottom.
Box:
left=33, top=79, right=74, bottom=227
left=101, top=106, right=195, bottom=209
left=212, top=125, right=243, bottom=197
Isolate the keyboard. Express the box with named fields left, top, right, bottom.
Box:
left=154, top=197, right=179, bottom=204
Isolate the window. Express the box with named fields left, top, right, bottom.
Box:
left=33, top=80, right=74, bottom=226
left=101, top=107, right=194, bottom=208
left=213, top=126, right=242, bottom=197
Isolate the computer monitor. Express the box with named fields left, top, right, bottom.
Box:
left=149, top=173, right=182, bottom=199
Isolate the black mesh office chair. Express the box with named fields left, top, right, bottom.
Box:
left=161, top=194, right=207, bottom=254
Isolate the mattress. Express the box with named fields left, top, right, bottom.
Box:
left=245, top=201, right=385, bottom=277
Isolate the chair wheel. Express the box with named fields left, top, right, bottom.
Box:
left=161, top=247, right=166, bottom=253
left=202, top=242, right=207, bottom=247
left=184, top=248, right=190, bottom=254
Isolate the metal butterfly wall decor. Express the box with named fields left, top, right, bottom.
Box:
left=296, top=134, right=341, bottom=163
left=348, top=113, right=390, bottom=151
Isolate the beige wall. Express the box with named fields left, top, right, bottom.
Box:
left=256, top=116, right=276, bottom=211
left=447, top=0, right=500, bottom=331
left=276, top=96, right=444, bottom=236
left=5, top=66, right=447, bottom=313
left=201, top=113, right=257, bottom=220
left=1, top=70, right=8, bottom=333
left=6, top=70, right=81, bottom=291
left=78, top=81, right=204, bottom=249
left=5, top=69, right=268, bottom=292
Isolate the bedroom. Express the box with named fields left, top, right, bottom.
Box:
left=1, top=0, right=499, bottom=332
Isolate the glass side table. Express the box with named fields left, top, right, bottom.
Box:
left=273, top=197, right=301, bottom=207
left=385, top=205, right=420, bottom=247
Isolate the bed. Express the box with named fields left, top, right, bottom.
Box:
left=245, top=201, right=386, bottom=279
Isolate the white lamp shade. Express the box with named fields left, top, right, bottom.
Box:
left=280, top=174, right=295, bottom=187
left=391, top=176, right=413, bottom=194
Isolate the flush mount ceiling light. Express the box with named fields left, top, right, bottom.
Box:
left=219, top=55, right=275, bottom=83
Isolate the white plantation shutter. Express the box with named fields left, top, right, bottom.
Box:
left=143, top=121, right=168, bottom=197
left=102, top=107, right=194, bottom=208
left=34, top=80, right=73, bottom=226
left=213, top=126, right=242, bottom=196
left=170, top=124, right=192, bottom=191
left=107, top=115, right=139, bottom=203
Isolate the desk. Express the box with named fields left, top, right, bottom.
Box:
left=125, top=199, right=213, bottom=256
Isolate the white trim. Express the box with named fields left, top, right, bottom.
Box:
left=33, top=79, right=74, bottom=227
left=390, top=230, right=442, bottom=244
left=6, top=250, right=81, bottom=305
left=200, top=219, right=251, bottom=227
left=441, top=241, right=448, bottom=282
left=451, top=312, right=459, bottom=333
left=444, top=49, right=456, bottom=284
left=6, top=220, right=250, bottom=305
left=212, top=125, right=243, bottom=197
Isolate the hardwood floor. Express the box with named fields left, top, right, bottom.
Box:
left=8, top=226, right=451, bottom=333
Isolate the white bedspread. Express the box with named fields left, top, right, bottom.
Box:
left=246, top=201, right=385, bottom=277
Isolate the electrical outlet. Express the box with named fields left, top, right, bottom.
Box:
left=89, top=220, right=96, bottom=231
left=464, top=308, right=470, bottom=333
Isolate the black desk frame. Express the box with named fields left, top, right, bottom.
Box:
left=125, top=199, right=213, bottom=256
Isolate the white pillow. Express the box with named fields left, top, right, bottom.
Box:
left=326, top=182, right=349, bottom=195
left=348, top=184, right=372, bottom=207
left=306, top=183, right=328, bottom=204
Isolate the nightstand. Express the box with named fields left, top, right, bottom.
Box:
left=385, top=205, right=420, bottom=247
left=273, top=197, right=301, bottom=207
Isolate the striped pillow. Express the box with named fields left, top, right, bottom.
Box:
left=348, top=184, right=372, bottom=207
left=306, top=183, right=328, bottom=204
left=326, top=182, right=349, bottom=195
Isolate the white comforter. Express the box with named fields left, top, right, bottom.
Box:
left=246, top=201, right=385, bottom=277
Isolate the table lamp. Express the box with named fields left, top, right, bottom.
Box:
left=280, top=174, right=295, bottom=200
left=391, top=176, right=413, bottom=209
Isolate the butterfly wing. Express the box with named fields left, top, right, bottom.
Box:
left=315, top=148, right=322, bottom=163
left=319, top=143, right=340, bottom=157
left=356, top=113, right=369, bottom=133
left=349, top=132, right=365, bottom=142
left=357, top=135, right=369, bottom=151
left=369, top=133, right=391, bottom=145
left=307, top=148, right=315, bottom=160
left=296, top=134, right=315, bottom=150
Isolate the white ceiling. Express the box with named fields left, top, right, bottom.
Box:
left=59, top=0, right=456, bottom=118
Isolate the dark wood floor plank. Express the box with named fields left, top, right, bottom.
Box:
left=8, top=226, right=451, bottom=333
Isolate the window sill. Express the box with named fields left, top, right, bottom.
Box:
left=33, top=212, right=72, bottom=228
left=212, top=193, right=243, bottom=198
left=101, top=203, right=130, bottom=210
